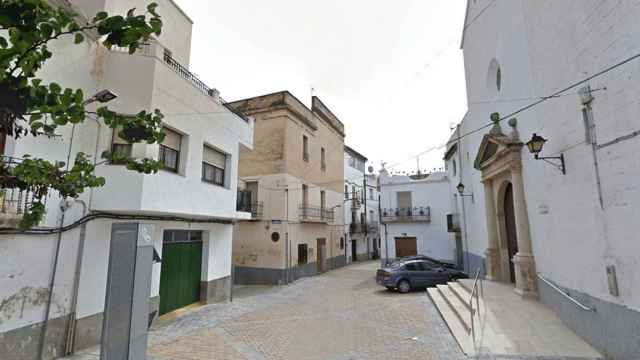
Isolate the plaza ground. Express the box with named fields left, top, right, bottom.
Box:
left=66, top=261, right=600, bottom=360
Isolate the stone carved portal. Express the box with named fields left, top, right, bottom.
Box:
left=474, top=116, right=537, bottom=297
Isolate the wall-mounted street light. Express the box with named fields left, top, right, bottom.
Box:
left=82, top=89, right=118, bottom=105
left=525, top=133, right=566, bottom=175
left=456, top=182, right=474, bottom=202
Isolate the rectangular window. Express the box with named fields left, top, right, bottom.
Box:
left=298, top=243, right=308, bottom=264
left=111, top=128, right=132, bottom=164
left=397, top=191, right=412, bottom=209
left=202, top=145, right=226, bottom=186
left=320, top=190, right=326, bottom=212
left=159, top=127, right=181, bottom=172
left=163, top=230, right=203, bottom=243
left=303, top=135, right=309, bottom=161
left=345, top=185, right=349, bottom=199
left=369, top=188, right=374, bottom=200
left=321, top=147, right=326, bottom=171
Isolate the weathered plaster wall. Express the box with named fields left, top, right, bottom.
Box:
left=72, top=0, right=194, bottom=66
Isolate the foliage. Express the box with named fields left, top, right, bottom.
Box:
left=0, top=0, right=165, bottom=228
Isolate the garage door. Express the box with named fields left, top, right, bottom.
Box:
left=159, top=230, right=203, bottom=315
left=394, top=237, right=417, bottom=258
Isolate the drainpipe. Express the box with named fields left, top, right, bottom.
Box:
left=284, top=188, right=289, bottom=284
left=363, top=177, right=368, bottom=259
left=64, top=200, right=88, bottom=355
left=455, top=124, right=470, bottom=272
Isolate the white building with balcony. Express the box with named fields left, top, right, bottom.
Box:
left=379, top=170, right=456, bottom=265
left=343, top=146, right=377, bottom=262
left=0, top=0, right=253, bottom=358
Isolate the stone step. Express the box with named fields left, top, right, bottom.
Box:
left=448, top=282, right=472, bottom=312
left=427, top=287, right=474, bottom=355
left=437, top=284, right=472, bottom=332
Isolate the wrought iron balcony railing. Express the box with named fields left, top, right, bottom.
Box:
left=0, top=156, right=40, bottom=227
left=299, top=204, right=334, bottom=223
left=236, top=201, right=263, bottom=220
left=381, top=207, right=431, bottom=223
left=236, top=191, right=263, bottom=219
left=163, top=52, right=219, bottom=98
left=368, top=221, right=379, bottom=233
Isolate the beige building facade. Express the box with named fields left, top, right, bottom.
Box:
left=229, top=92, right=346, bottom=284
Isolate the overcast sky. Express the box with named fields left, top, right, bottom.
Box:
left=175, top=0, right=468, bottom=174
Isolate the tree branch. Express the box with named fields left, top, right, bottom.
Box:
left=9, top=24, right=98, bottom=75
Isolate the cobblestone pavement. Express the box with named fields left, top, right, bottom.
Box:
left=148, top=261, right=463, bottom=360
left=64, top=261, right=598, bottom=360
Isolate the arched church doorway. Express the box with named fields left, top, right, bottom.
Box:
left=503, top=182, right=518, bottom=283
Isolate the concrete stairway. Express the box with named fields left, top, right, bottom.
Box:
left=427, top=281, right=477, bottom=355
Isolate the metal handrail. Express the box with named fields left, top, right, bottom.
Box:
left=468, top=268, right=481, bottom=341
left=537, top=273, right=595, bottom=311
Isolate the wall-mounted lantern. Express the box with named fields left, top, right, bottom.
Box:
left=456, top=182, right=474, bottom=202
left=525, top=133, right=566, bottom=175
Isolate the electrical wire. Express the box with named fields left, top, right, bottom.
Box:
left=386, top=51, right=640, bottom=170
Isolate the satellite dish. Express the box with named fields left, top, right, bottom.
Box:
left=368, top=166, right=374, bottom=173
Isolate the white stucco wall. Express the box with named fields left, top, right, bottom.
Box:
left=457, top=0, right=640, bottom=311
left=0, top=0, right=252, bottom=339
left=379, top=172, right=456, bottom=262
left=72, top=0, right=194, bottom=66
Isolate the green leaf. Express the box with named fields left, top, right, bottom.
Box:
left=94, top=11, right=108, bottom=22
left=49, top=82, right=61, bottom=93
left=74, top=33, right=84, bottom=44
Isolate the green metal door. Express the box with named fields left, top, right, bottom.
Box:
left=159, top=230, right=203, bottom=315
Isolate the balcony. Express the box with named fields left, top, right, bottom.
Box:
left=162, top=51, right=220, bottom=99
left=299, top=204, right=334, bottom=223
left=236, top=190, right=263, bottom=220
left=111, top=42, right=221, bottom=102
left=368, top=222, right=379, bottom=233
left=0, top=157, right=40, bottom=227
left=381, top=207, right=431, bottom=223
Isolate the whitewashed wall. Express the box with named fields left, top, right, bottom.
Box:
left=0, top=0, right=252, bottom=344
left=379, top=172, right=456, bottom=262
left=459, top=0, right=640, bottom=314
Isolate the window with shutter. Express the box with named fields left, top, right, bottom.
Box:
left=202, top=145, right=226, bottom=186
left=159, top=127, right=181, bottom=172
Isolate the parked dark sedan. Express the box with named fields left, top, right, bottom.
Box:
left=399, top=255, right=458, bottom=269
left=376, top=259, right=468, bottom=293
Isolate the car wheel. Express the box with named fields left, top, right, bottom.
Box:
left=397, top=279, right=411, bottom=293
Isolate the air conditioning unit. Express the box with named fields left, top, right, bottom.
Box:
left=446, top=214, right=461, bottom=233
